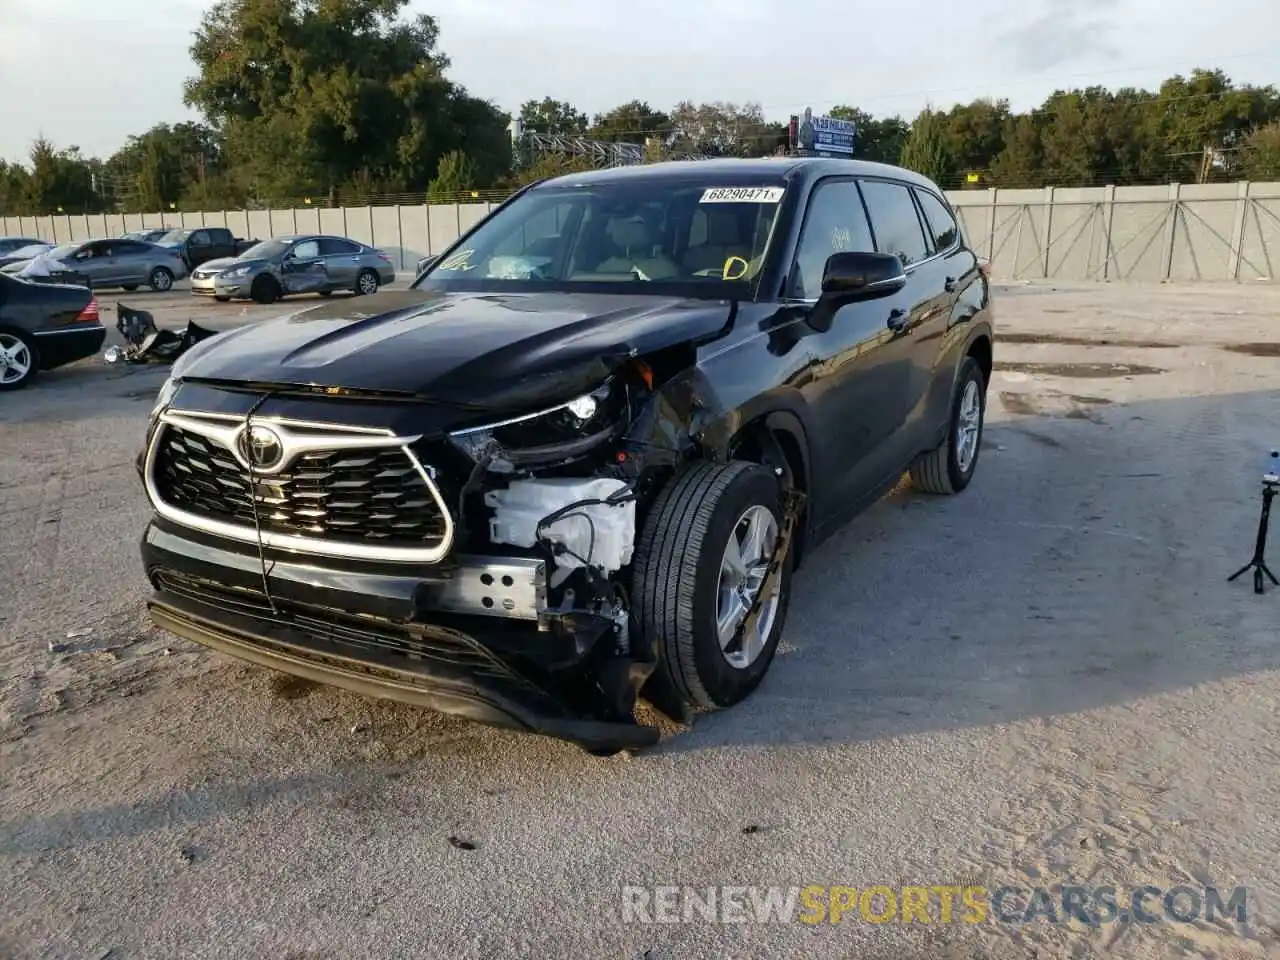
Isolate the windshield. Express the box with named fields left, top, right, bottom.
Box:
left=414, top=177, right=788, bottom=299
left=238, top=238, right=291, bottom=260
left=158, top=229, right=191, bottom=244
left=46, top=243, right=80, bottom=260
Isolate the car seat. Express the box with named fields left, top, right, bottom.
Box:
left=593, top=217, right=680, bottom=280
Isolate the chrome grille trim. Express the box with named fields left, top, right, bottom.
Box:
left=144, top=410, right=455, bottom=563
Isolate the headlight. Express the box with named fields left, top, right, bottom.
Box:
left=448, top=382, right=624, bottom=467
left=150, top=375, right=178, bottom=423
left=225, top=266, right=250, bottom=278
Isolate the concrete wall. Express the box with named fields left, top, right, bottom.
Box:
left=5, top=182, right=1279, bottom=281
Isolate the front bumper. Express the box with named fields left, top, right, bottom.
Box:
left=190, top=272, right=250, bottom=298
left=141, top=520, right=661, bottom=753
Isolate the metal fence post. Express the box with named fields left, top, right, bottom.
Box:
left=1161, top=182, right=1181, bottom=281
left=987, top=189, right=998, bottom=262
left=1102, top=185, right=1116, bottom=280
left=1227, top=181, right=1249, bottom=280
left=1041, top=186, right=1055, bottom=278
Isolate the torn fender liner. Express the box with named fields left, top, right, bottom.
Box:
left=147, top=591, right=661, bottom=753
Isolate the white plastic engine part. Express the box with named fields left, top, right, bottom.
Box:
left=484, top=477, right=635, bottom=577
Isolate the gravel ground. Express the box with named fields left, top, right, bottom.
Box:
left=3, top=280, right=1280, bottom=960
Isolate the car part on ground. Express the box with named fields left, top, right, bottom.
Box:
left=136, top=157, right=994, bottom=752
left=104, top=303, right=221, bottom=367
left=0, top=272, right=103, bottom=390
left=189, top=234, right=396, bottom=303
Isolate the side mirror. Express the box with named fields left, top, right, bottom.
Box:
left=416, top=254, right=439, bottom=275
left=820, top=251, right=907, bottom=300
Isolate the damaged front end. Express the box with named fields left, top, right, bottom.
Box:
left=140, top=353, right=756, bottom=753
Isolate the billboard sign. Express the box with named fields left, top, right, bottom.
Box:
left=796, top=108, right=856, bottom=157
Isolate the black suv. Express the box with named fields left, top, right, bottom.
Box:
left=137, top=158, right=994, bottom=753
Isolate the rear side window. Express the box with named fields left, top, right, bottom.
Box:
left=319, top=237, right=361, bottom=256
left=788, top=180, right=875, bottom=299
left=858, top=180, right=930, bottom=267
left=915, top=189, right=960, bottom=252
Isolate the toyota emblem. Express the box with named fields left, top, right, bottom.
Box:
left=238, top=424, right=284, bottom=470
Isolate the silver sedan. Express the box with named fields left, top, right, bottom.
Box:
left=0, top=238, right=189, bottom=291
left=190, top=234, right=397, bottom=304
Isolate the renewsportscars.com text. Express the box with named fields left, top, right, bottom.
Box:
left=621, top=884, right=1248, bottom=926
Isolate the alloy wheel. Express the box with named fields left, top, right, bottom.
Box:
left=358, top=271, right=379, bottom=295
left=0, top=332, right=33, bottom=386
left=716, top=504, right=781, bottom=670
left=955, top=379, right=982, bottom=473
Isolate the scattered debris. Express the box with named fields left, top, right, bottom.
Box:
left=178, top=845, right=198, bottom=864
left=66, top=628, right=93, bottom=639
left=47, top=641, right=68, bottom=654
left=741, top=824, right=762, bottom=835
left=350, top=723, right=368, bottom=735
left=448, top=836, right=476, bottom=851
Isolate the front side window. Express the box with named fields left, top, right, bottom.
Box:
left=415, top=178, right=789, bottom=299
left=239, top=238, right=292, bottom=260
left=291, top=239, right=320, bottom=260
left=859, top=179, right=931, bottom=267
left=788, top=180, right=875, bottom=300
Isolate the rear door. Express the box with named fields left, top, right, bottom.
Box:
left=113, top=240, right=154, bottom=284
left=186, top=229, right=216, bottom=266
left=317, top=236, right=362, bottom=288
left=855, top=178, right=938, bottom=464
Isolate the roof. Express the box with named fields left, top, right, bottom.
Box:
left=536, top=156, right=943, bottom=192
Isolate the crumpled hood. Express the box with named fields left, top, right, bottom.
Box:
left=174, top=289, right=735, bottom=410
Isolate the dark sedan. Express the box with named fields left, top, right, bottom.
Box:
left=0, top=273, right=105, bottom=390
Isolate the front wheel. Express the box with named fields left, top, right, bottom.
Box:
left=0, top=329, right=38, bottom=391
left=909, top=355, right=987, bottom=495
left=148, top=267, right=174, bottom=292
left=632, top=461, right=792, bottom=713
left=250, top=275, right=281, bottom=304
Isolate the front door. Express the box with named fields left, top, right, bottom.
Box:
left=784, top=177, right=905, bottom=522
left=280, top=238, right=329, bottom=295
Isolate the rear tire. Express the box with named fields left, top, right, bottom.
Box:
left=0, top=328, right=39, bottom=391
left=148, top=267, right=174, bottom=292
left=631, top=461, right=792, bottom=713
left=909, top=355, right=986, bottom=495
left=355, top=269, right=380, bottom=296
left=214, top=295, right=231, bottom=302
left=250, top=275, right=281, bottom=305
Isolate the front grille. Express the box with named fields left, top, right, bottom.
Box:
left=152, top=424, right=448, bottom=547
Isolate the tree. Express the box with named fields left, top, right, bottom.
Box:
left=666, top=101, right=771, bottom=157
left=989, top=116, right=1043, bottom=188
left=428, top=150, right=477, bottom=198
left=518, top=98, right=587, bottom=136
left=183, top=0, right=510, bottom=202
left=106, top=122, right=222, bottom=211
left=1239, top=122, right=1280, bottom=180
left=589, top=101, right=670, bottom=144
left=899, top=108, right=954, bottom=186
left=24, top=138, right=102, bottom=214
left=830, top=105, right=910, bottom=164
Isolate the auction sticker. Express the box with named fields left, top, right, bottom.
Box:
left=700, top=186, right=785, bottom=203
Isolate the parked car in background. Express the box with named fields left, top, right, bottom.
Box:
left=155, top=227, right=257, bottom=271
left=136, top=157, right=994, bottom=752
left=0, top=242, right=54, bottom=270
left=189, top=234, right=395, bottom=304
left=1, top=236, right=46, bottom=255
left=0, top=272, right=104, bottom=390
left=123, top=229, right=172, bottom=243
left=0, top=238, right=188, bottom=292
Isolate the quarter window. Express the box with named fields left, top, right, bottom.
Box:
left=858, top=180, right=930, bottom=267
left=788, top=180, right=875, bottom=300
left=915, top=189, right=960, bottom=252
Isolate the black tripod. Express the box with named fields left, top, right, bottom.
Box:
left=1228, top=479, right=1280, bottom=594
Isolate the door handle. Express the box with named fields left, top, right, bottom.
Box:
left=944, top=276, right=957, bottom=293
left=886, top=308, right=908, bottom=332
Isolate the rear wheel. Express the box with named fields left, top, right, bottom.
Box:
left=148, top=267, right=174, bottom=292
left=214, top=295, right=231, bottom=302
left=0, top=329, right=38, bottom=391
left=632, top=461, right=792, bottom=712
left=355, top=269, right=380, bottom=296
left=909, top=355, right=986, bottom=495
left=250, top=274, right=281, bottom=304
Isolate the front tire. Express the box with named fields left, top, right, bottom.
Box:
left=250, top=275, right=281, bottom=304
left=632, top=461, right=792, bottom=713
left=0, top=328, right=39, bottom=391
left=148, top=267, right=174, bottom=292
left=909, top=355, right=987, bottom=495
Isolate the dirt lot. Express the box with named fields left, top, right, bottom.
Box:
left=3, top=280, right=1280, bottom=960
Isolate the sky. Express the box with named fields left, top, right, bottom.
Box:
left=1, top=0, right=1279, bottom=165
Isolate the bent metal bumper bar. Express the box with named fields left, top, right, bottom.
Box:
left=147, top=591, right=662, bottom=754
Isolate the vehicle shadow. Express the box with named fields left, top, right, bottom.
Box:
left=652, top=386, right=1280, bottom=756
